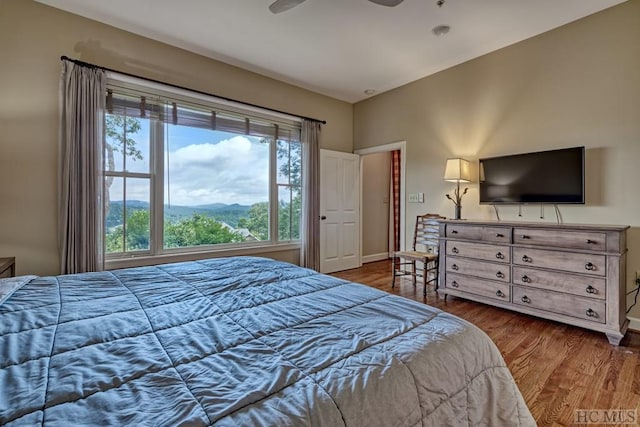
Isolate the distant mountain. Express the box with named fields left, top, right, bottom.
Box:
left=195, top=203, right=249, bottom=212
left=120, top=200, right=149, bottom=209
left=193, top=203, right=228, bottom=210
left=106, top=201, right=251, bottom=229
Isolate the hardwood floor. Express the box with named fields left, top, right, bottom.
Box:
left=331, top=260, right=640, bottom=427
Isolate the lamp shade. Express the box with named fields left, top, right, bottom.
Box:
left=443, top=158, right=473, bottom=182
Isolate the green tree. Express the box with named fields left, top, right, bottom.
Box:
left=278, top=193, right=301, bottom=241
left=238, top=194, right=301, bottom=242
left=277, top=140, right=302, bottom=241
left=105, top=209, right=150, bottom=253
left=251, top=139, right=302, bottom=241
left=104, top=114, right=142, bottom=214
left=277, top=140, right=302, bottom=187
left=107, top=211, right=245, bottom=253
left=164, top=214, right=244, bottom=248
left=238, top=202, right=269, bottom=241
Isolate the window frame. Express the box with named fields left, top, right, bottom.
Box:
left=103, top=113, right=155, bottom=257
left=103, top=74, right=303, bottom=268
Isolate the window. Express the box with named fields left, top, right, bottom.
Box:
left=104, top=84, right=302, bottom=260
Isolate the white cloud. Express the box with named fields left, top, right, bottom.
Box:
left=164, top=136, right=269, bottom=206
left=115, top=135, right=270, bottom=206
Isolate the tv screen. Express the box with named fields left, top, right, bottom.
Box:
left=479, top=146, right=585, bottom=204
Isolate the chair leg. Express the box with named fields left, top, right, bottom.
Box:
left=423, top=262, right=428, bottom=297
left=411, top=261, right=416, bottom=286
left=391, top=257, right=397, bottom=288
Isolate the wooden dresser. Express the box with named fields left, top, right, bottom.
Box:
left=438, top=220, right=629, bottom=345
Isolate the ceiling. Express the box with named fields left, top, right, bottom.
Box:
left=36, top=0, right=626, bottom=103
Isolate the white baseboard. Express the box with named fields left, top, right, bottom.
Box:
left=628, top=316, right=640, bottom=332
left=362, top=253, right=390, bottom=264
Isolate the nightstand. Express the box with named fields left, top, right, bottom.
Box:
left=0, top=257, right=16, bottom=278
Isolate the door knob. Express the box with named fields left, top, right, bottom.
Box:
left=320, top=215, right=327, bottom=220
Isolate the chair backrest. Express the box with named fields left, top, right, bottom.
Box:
left=412, top=214, right=446, bottom=253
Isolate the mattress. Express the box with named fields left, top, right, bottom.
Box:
left=0, top=256, right=535, bottom=426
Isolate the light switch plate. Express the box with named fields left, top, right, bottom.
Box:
left=408, top=193, right=424, bottom=203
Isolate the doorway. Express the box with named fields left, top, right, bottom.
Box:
left=355, top=141, right=406, bottom=264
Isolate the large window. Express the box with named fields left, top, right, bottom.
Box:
left=104, top=84, right=302, bottom=259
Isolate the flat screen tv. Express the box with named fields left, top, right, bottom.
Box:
left=479, top=146, right=585, bottom=204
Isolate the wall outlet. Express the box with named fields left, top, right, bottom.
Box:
left=418, top=192, right=424, bottom=203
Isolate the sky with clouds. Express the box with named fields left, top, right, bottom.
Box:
left=109, top=121, right=270, bottom=206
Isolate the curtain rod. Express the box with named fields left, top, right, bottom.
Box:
left=60, top=56, right=326, bottom=125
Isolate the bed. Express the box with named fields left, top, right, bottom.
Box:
left=0, top=256, right=535, bottom=426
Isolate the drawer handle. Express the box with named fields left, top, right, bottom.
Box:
left=495, top=252, right=504, bottom=260
left=451, top=264, right=459, bottom=271
left=586, top=239, right=597, bottom=245
left=451, top=230, right=458, bottom=234
left=585, top=262, right=596, bottom=271
left=586, top=308, right=597, bottom=318
left=521, top=296, right=531, bottom=304
left=586, top=285, right=596, bottom=294
left=522, top=275, right=531, bottom=283
left=452, top=247, right=459, bottom=254
left=495, top=290, right=505, bottom=298
left=496, top=271, right=505, bottom=279
left=521, top=234, right=530, bottom=239
left=496, top=233, right=504, bottom=238
left=451, top=280, right=459, bottom=288
left=522, top=255, right=532, bottom=263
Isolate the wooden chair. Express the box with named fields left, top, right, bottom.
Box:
left=391, top=213, right=445, bottom=296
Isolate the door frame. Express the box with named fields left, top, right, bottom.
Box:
left=355, top=141, right=407, bottom=263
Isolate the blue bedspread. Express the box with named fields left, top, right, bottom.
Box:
left=0, top=257, right=534, bottom=426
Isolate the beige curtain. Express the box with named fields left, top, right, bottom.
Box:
left=58, top=60, right=106, bottom=274
left=300, top=119, right=321, bottom=270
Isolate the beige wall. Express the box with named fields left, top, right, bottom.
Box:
left=0, top=0, right=353, bottom=276
left=354, top=0, right=640, bottom=319
left=362, top=152, right=391, bottom=259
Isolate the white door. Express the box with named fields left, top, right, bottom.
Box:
left=320, top=149, right=360, bottom=273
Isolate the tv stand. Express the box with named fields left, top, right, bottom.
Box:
left=438, top=219, right=629, bottom=345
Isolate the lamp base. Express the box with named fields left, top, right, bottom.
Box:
left=454, top=205, right=461, bottom=220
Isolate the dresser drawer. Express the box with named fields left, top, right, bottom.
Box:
left=446, top=224, right=511, bottom=244
left=445, top=273, right=510, bottom=302
left=512, top=247, right=606, bottom=276
left=513, top=228, right=606, bottom=251
left=512, top=266, right=606, bottom=300
left=446, top=257, right=510, bottom=282
left=446, top=241, right=510, bottom=263
left=512, top=286, right=606, bottom=323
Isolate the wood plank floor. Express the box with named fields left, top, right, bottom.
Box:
left=331, top=260, right=640, bottom=427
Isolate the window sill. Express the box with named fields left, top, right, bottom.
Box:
left=104, top=242, right=301, bottom=270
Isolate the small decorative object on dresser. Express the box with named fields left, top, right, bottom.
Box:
left=438, top=220, right=629, bottom=345
left=0, top=257, right=15, bottom=278
left=443, top=158, right=473, bottom=219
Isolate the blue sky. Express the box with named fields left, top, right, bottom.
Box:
left=109, top=121, right=270, bottom=206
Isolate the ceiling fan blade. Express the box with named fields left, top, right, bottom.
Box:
left=269, top=0, right=307, bottom=14
left=368, top=0, right=404, bottom=6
